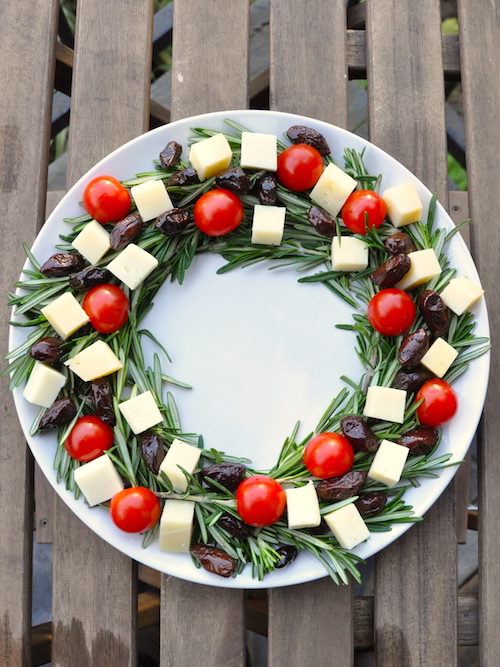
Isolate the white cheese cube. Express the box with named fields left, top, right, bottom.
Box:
left=251, top=204, right=286, bottom=245
left=240, top=132, right=278, bottom=171
left=158, top=438, right=202, bottom=492
left=324, top=502, right=370, bottom=550
left=65, top=340, right=123, bottom=382
left=368, top=438, right=410, bottom=487
left=331, top=236, right=369, bottom=272
left=23, top=361, right=66, bottom=408
left=74, top=455, right=124, bottom=507
left=285, top=482, right=321, bottom=530
left=363, top=385, right=407, bottom=423
left=71, top=219, right=111, bottom=264
left=118, top=390, right=163, bottom=435
left=106, top=243, right=158, bottom=290
left=41, top=292, right=90, bottom=340
left=130, top=179, right=173, bottom=222
left=383, top=182, right=423, bottom=227
left=159, top=499, right=195, bottom=552
left=310, top=163, right=357, bottom=218
left=420, top=337, right=458, bottom=378
left=440, top=276, right=484, bottom=316
left=395, top=248, right=442, bottom=290
left=188, top=133, right=233, bottom=181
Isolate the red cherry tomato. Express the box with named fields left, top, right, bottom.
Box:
left=367, top=288, right=416, bottom=336
left=194, top=188, right=244, bottom=236
left=65, top=415, right=114, bottom=462
left=303, top=432, right=354, bottom=479
left=82, top=284, right=130, bottom=334
left=109, top=486, right=161, bottom=533
left=82, top=175, right=131, bottom=223
left=416, top=379, right=458, bottom=427
left=235, top=475, right=286, bottom=527
left=277, top=143, right=324, bottom=192
left=341, top=189, right=387, bottom=235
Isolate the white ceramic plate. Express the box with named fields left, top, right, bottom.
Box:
left=10, top=110, right=490, bottom=588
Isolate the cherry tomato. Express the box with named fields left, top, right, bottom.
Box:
left=194, top=188, right=244, bottom=236
left=367, top=288, right=416, bottom=336
left=65, top=415, right=114, bottom=462
left=82, top=175, right=131, bottom=223
left=277, top=143, right=324, bottom=192
left=303, top=432, right=354, bottom=479
left=416, top=379, right=458, bottom=427
left=109, top=486, right=161, bottom=533
left=235, top=475, right=286, bottom=527
left=82, top=284, right=130, bottom=334
left=341, top=189, right=387, bottom=235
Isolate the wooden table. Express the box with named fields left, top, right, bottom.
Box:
left=1, top=1, right=499, bottom=665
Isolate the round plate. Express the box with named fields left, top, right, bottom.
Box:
left=10, top=109, right=490, bottom=588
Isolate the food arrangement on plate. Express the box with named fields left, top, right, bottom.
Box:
left=6, top=110, right=489, bottom=588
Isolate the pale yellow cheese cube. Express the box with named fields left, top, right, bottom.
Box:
left=158, top=438, right=202, bottom=492
left=363, top=385, right=407, bottom=423
left=310, top=163, right=357, bottom=218
left=23, top=361, right=66, bottom=408
left=331, top=236, right=369, bottom=272
left=367, top=438, right=410, bottom=487
left=107, top=243, right=158, bottom=290
left=130, top=179, right=173, bottom=222
left=74, top=455, right=124, bottom=507
left=71, top=219, right=111, bottom=264
left=189, top=133, right=233, bottom=181
left=285, top=482, right=321, bottom=530
left=395, top=248, right=442, bottom=290
left=41, top=291, right=90, bottom=340
left=118, top=390, right=163, bottom=435
left=251, top=204, right=286, bottom=245
left=440, top=276, right=484, bottom=316
left=65, top=340, right=123, bottom=382
left=420, top=337, right=458, bottom=378
left=159, top=499, right=195, bottom=552
left=383, top=181, right=423, bottom=227
left=240, top=132, right=278, bottom=171
left=324, top=502, right=370, bottom=550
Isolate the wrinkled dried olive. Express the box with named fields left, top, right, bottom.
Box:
left=216, top=512, right=252, bottom=538
left=39, top=397, right=77, bottom=430
left=398, top=328, right=429, bottom=369
left=393, top=367, right=434, bottom=393
left=275, top=545, right=298, bottom=569
left=286, top=125, right=330, bottom=156
left=30, top=336, right=63, bottom=363
left=90, top=378, right=116, bottom=426
left=307, top=205, right=336, bottom=237
left=308, top=519, right=330, bottom=535
left=355, top=492, right=388, bottom=518
left=189, top=544, right=237, bottom=578
left=256, top=172, right=277, bottom=205
left=384, top=232, right=417, bottom=255
left=215, top=166, right=249, bottom=194
left=40, top=253, right=85, bottom=277
left=201, top=462, right=246, bottom=492
left=419, top=289, right=449, bottom=339
left=397, top=426, right=439, bottom=455
left=167, top=167, right=199, bottom=187
left=159, top=140, right=182, bottom=169
left=155, top=207, right=191, bottom=236
left=109, top=213, right=143, bottom=251
left=69, top=266, right=112, bottom=291
left=316, top=470, right=367, bottom=501
left=140, top=431, right=166, bottom=474
left=340, top=416, right=378, bottom=452
left=370, top=253, right=411, bottom=287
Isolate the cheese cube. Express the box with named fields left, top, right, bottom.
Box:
left=440, top=276, right=484, bottom=316
left=363, top=385, right=407, bottom=423
left=310, top=163, right=357, bottom=218
left=324, top=502, right=370, bottom=550
left=285, top=482, right=321, bottom=530
left=74, top=455, right=124, bottom=507
left=420, top=337, right=458, bottom=378
left=159, top=499, right=195, bottom=552
left=395, top=248, right=442, bottom=290
left=383, top=182, right=423, bottom=227
left=251, top=204, right=286, bottom=245
left=41, top=292, right=90, bottom=340
left=106, top=243, right=158, bottom=290
left=367, top=438, right=410, bottom=487
left=158, top=438, right=202, bottom=492
left=331, top=236, right=369, bottom=272
left=71, top=219, right=111, bottom=264
left=130, top=179, right=173, bottom=222
left=240, top=132, right=278, bottom=171
left=118, top=390, right=163, bottom=435
left=65, top=340, right=123, bottom=382
left=23, top=361, right=66, bottom=408
left=189, top=133, right=233, bottom=181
